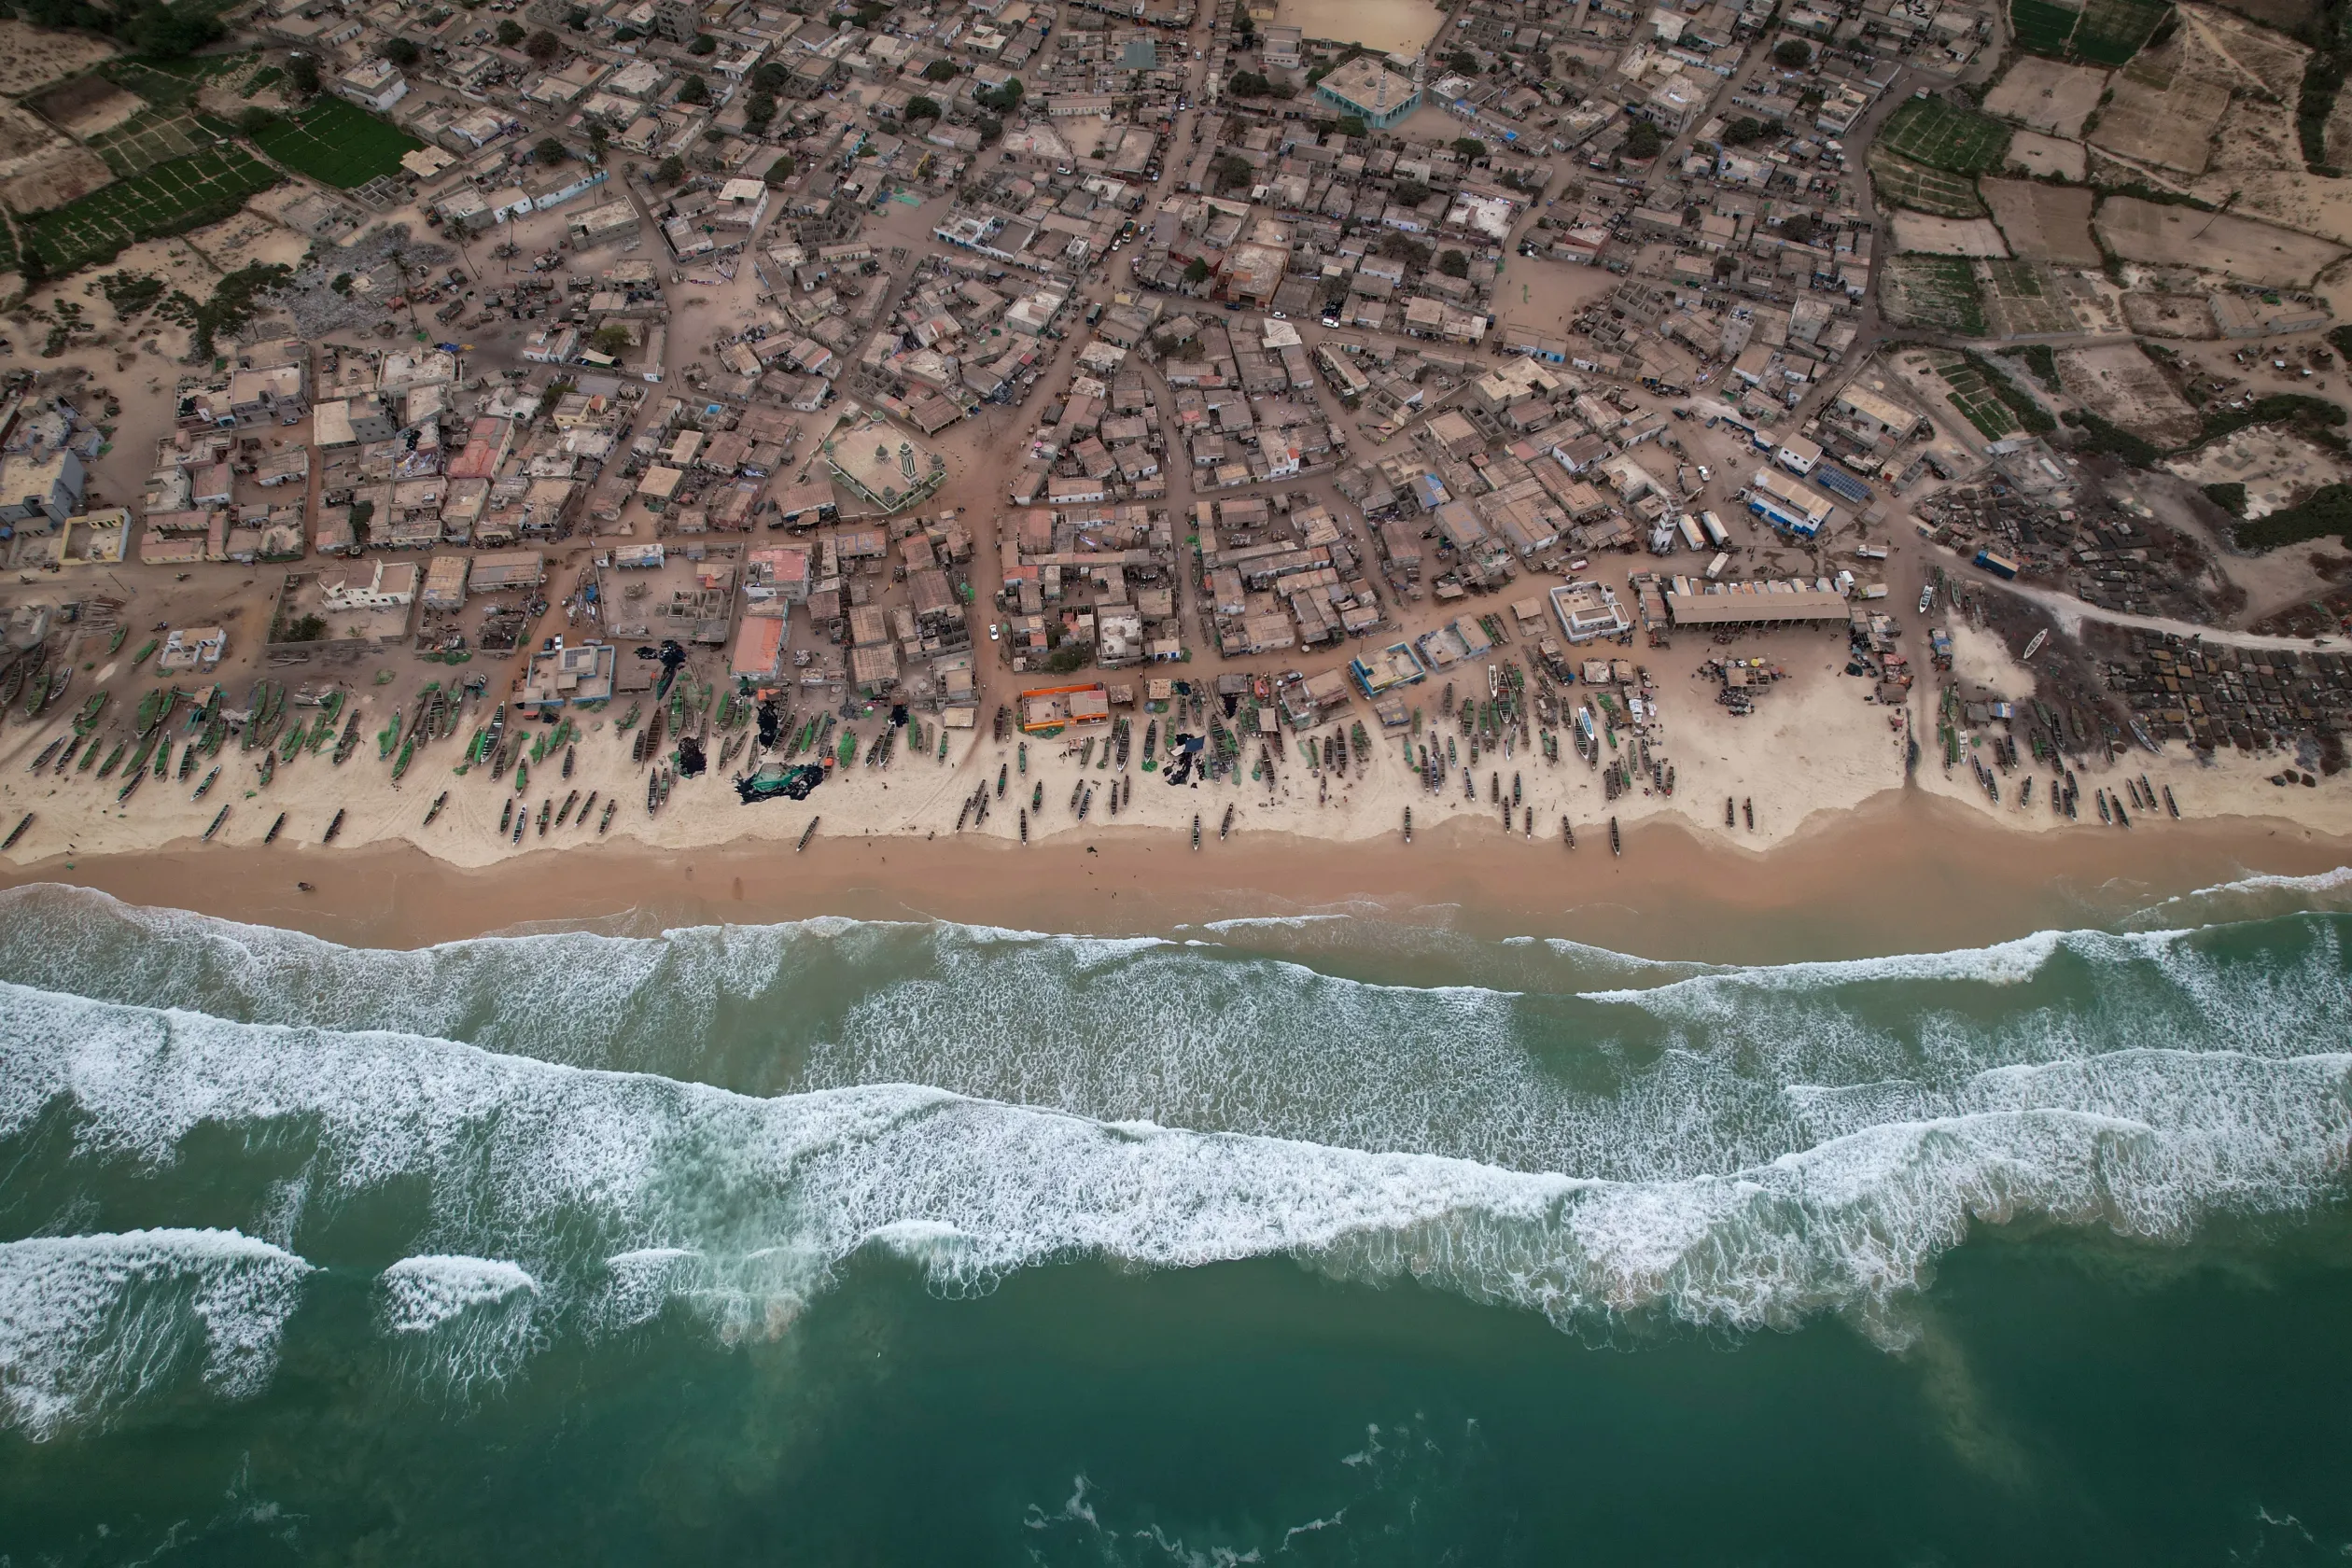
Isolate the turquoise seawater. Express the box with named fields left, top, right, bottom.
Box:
left=1, top=876, right=2350, bottom=1562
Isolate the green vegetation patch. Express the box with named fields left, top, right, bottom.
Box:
left=1882, top=256, right=1988, bottom=335
left=1876, top=94, right=2013, bottom=175
left=2009, top=0, right=2082, bottom=53
left=1932, top=352, right=2021, bottom=439
left=2073, top=0, right=2172, bottom=63
left=2236, top=481, right=2352, bottom=549
left=86, top=103, right=219, bottom=179
left=21, top=145, right=278, bottom=275
left=246, top=96, right=422, bottom=189
left=2000, top=341, right=2064, bottom=389
left=1865, top=146, right=1985, bottom=216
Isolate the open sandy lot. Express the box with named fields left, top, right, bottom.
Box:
left=2003, top=131, right=2087, bottom=180
left=0, top=21, right=117, bottom=97
left=1980, top=177, right=2101, bottom=266
left=2123, top=291, right=2222, bottom=337
left=0, top=141, right=114, bottom=213
left=2058, top=341, right=2206, bottom=446
left=1889, top=213, right=2009, bottom=257
left=27, top=73, right=144, bottom=140
left=2089, top=73, right=2232, bottom=175
left=2163, top=425, right=2352, bottom=516
left=1981, top=57, right=2109, bottom=137
left=2095, top=196, right=2347, bottom=285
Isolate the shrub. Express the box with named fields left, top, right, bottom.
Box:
left=496, top=19, right=524, bottom=46
left=1773, top=38, right=1812, bottom=66
left=1452, top=136, right=1486, bottom=159
left=1437, top=248, right=1469, bottom=278
left=688, top=31, right=717, bottom=53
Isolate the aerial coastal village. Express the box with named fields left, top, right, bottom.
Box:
left=6, top=0, right=2352, bottom=865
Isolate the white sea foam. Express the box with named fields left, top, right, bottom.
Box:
left=2, top=980, right=2347, bottom=1366
left=0, top=1228, right=312, bottom=1438
left=379, top=1254, right=541, bottom=1393
left=1576, top=928, right=2189, bottom=1009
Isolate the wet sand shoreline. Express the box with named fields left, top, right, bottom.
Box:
left=5, top=784, right=2345, bottom=966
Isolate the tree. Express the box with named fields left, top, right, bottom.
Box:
left=1437, top=248, right=1469, bottom=278
left=904, top=94, right=941, bottom=122
left=525, top=27, right=561, bottom=62
left=1335, top=114, right=1366, bottom=138
left=1772, top=37, right=1811, bottom=67
left=566, top=6, right=590, bottom=27
left=1446, top=49, right=1478, bottom=74
left=1391, top=178, right=1431, bottom=206
left=922, top=57, right=957, bottom=81
left=288, top=53, right=320, bottom=95
left=657, top=154, right=687, bottom=185
left=975, top=77, right=1023, bottom=112
left=237, top=106, right=278, bottom=135
left=535, top=135, right=569, bottom=164
left=124, top=2, right=225, bottom=58
left=745, top=93, right=777, bottom=130
left=1781, top=211, right=1817, bottom=245
left=1183, top=257, right=1211, bottom=284
left=382, top=35, right=421, bottom=65
left=496, top=19, right=525, bottom=46
left=1229, top=69, right=1270, bottom=96
left=592, top=324, right=634, bottom=357
left=975, top=113, right=1002, bottom=144
left=688, top=31, right=718, bottom=53
left=751, top=62, right=790, bottom=95
left=678, top=72, right=709, bottom=105
left=764, top=152, right=797, bottom=186
left=1721, top=116, right=1777, bottom=147
left=587, top=121, right=610, bottom=159
left=1622, top=119, right=1663, bottom=161
left=1451, top=136, right=1487, bottom=159
left=1377, top=232, right=1431, bottom=266
left=1214, top=153, right=1252, bottom=192
left=18, top=247, right=49, bottom=288
left=348, top=498, right=375, bottom=545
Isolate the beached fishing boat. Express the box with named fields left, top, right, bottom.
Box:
left=2164, top=784, right=2179, bottom=819
left=2096, top=791, right=2111, bottom=824
left=997, top=763, right=1008, bottom=799
left=323, top=809, right=343, bottom=844
left=1221, top=805, right=1233, bottom=841
left=1018, top=807, right=1029, bottom=844
left=1191, top=814, right=1200, bottom=851
left=555, top=790, right=578, bottom=828
left=73, top=693, right=106, bottom=735
left=264, top=812, right=285, bottom=844
left=795, top=816, right=819, bottom=852
left=599, top=800, right=615, bottom=834
left=116, top=768, right=143, bottom=805
left=178, top=743, right=198, bottom=781
left=425, top=791, right=448, bottom=827
left=511, top=811, right=525, bottom=845
left=1743, top=798, right=1753, bottom=831
left=95, top=742, right=125, bottom=779
left=332, top=710, right=360, bottom=765
left=1609, top=817, right=1621, bottom=856
left=1562, top=817, right=1575, bottom=849
left=1403, top=806, right=1412, bottom=845
left=578, top=791, right=597, bottom=825
left=192, top=767, right=218, bottom=801
left=203, top=805, right=228, bottom=842
left=538, top=799, right=552, bottom=836
left=564, top=744, right=576, bottom=780
left=2, top=813, right=31, bottom=851
left=500, top=800, right=513, bottom=833
left=29, top=739, right=60, bottom=773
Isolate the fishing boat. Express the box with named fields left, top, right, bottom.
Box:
left=192, top=767, right=218, bottom=801
left=538, top=799, right=552, bottom=836
left=795, top=816, right=819, bottom=852
left=203, top=805, right=228, bottom=842
left=646, top=770, right=660, bottom=814
left=1018, top=807, right=1029, bottom=844
left=323, top=809, right=344, bottom=844
left=1220, top=805, right=1233, bottom=841
left=178, top=744, right=198, bottom=782
left=578, top=791, right=597, bottom=825
left=1562, top=817, right=1575, bottom=849
left=997, top=763, right=1008, bottom=799
left=332, top=709, right=360, bottom=765
left=264, top=812, right=285, bottom=845
left=2114, top=796, right=2131, bottom=829
left=500, top=799, right=513, bottom=833
left=555, top=790, right=579, bottom=828
left=1609, top=817, right=1621, bottom=856
left=1403, top=806, right=1412, bottom=845
left=598, top=800, right=616, bottom=835
left=2, top=813, right=30, bottom=851
left=425, top=791, right=448, bottom=827
left=1743, top=797, right=1753, bottom=830
left=1191, top=814, right=1200, bottom=851
left=511, top=811, right=525, bottom=845
left=1031, top=782, right=1042, bottom=810
left=2096, top=791, right=2111, bottom=824
left=563, top=744, right=576, bottom=780
left=2164, top=784, right=2180, bottom=819
left=1726, top=797, right=1735, bottom=827
left=116, top=768, right=143, bottom=805
left=29, top=739, right=60, bottom=772
left=257, top=751, right=273, bottom=789
left=73, top=693, right=106, bottom=735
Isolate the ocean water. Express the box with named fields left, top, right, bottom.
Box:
left=2, top=878, right=2351, bottom=1562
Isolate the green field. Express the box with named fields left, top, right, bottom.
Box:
left=248, top=96, right=422, bottom=189
left=2009, top=0, right=2169, bottom=63
left=2072, top=0, right=2170, bottom=63
left=1883, top=256, right=1988, bottom=335
left=1876, top=95, right=2013, bottom=175
left=1932, top=353, right=2020, bottom=439
left=85, top=103, right=223, bottom=178
left=2009, top=0, right=2082, bottom=53
left=22, top=145, right=278, bottom=273
left=1867, top=146, right=1986, bottom=216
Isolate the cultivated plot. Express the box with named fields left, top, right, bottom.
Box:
left=1880, top=255, right=1988, bottom=334
left=1980, top=176, right=2102, bottom=265
left=1876, top=95, right=2014, bottom=173
left=1867, top=145, right=1985, bottom=216
left=247, top=96, right=423, bottom=189
left=21, top=144, right=276, bottom=273
left=1981, top=56, right=2109, bottom=136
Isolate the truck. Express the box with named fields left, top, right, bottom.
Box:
left=1973, top=547, right=2021, bottom=580
left=1676, top=514, right=1706, bottom=553
left=1705, top=551, right=1730, bottom=580
left=1699, top=510, right=1729, bottom=548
